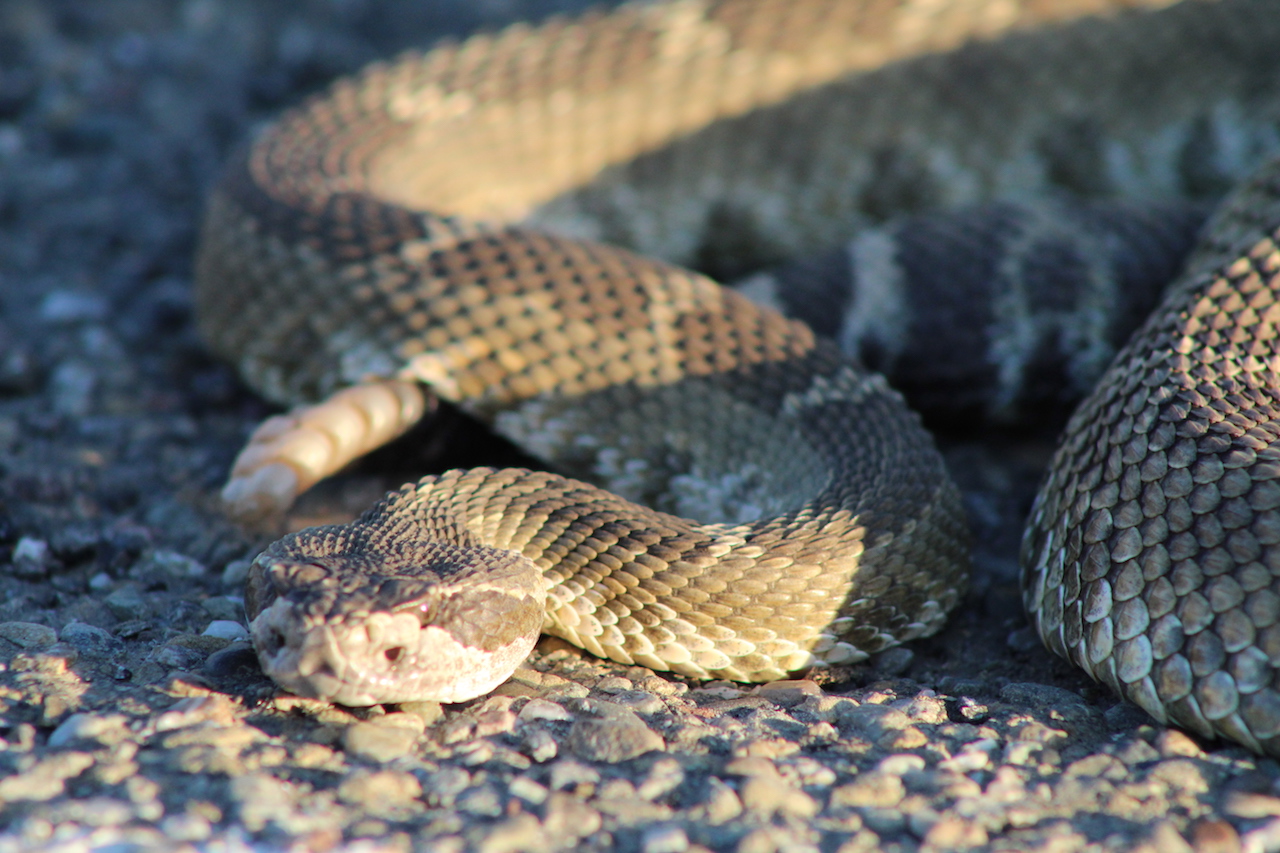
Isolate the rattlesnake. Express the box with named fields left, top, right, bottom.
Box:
left=195, top=0, right=1280, bottom=754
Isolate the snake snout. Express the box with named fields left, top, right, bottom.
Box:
left=248, top=595, right=433, bottom=705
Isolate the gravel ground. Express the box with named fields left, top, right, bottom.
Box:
left=2, top=1, right=1280, bottom=851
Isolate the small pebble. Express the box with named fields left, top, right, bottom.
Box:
left=830, top=774, right=905, bottom=810
left=456, top=784, right=504, bottom=817
left=476, top=813, right=544, bottom=853
left=521, top=727, right=559, bottom=762
left=637, top=676, right=686, bottom=697
left=202, top=620, right=249, bottom=641
left=0, top=621, right=57, bottom=648
left=739, top=775, right=819, bottom=818
left=690, top=684, right=746, bottom=702
left=508, top=776, right=549, bottom=806
left=336, top=770, right=422, bottom=812
left=202, top=642, right=259, bottom=678
left=870, top=646, right=915, bottom=675
left=939, top=739, right=997, bottom=774
left=40, top=291, right=109, bottom=322
left=549, top=760, right=601, bottom=791
left=229, top=774, right=298, bottom=833
left=877, top=754, right=926, bottom=776
left=155, top=635, right=228, bottom=669
left=221, top=560, right=253, bottom=587
left=724, top=756, right=779, bottom=779
left=752, top=679, right=821, bottom=707
left=422, top=767, right=471, bottom=805
left=342, top=721, right=419, bottom=762
left=949, top=696, right=990, bottom=723
left=595, top=676, right=633, bottom=693
left=1223, top=789, right=1280, bottom=819
left=1188, top=819, right=1243, bottom=853
left=0, top=752, right=95, bottom=802
left=900, top=691, right=947, bottom=724
left=60, top=622, right=122, bottom=658
left=397, top=701, right=444, bottom=726
left=608, top=689, right=665, bottom=715
left=104, top=587, right=151, bottom=620
left=473, top=706, right=517, bottom=737
left=159, top=813, right=213, bottom=843
left=49, top=713, right=130, bottom=748
left=370, top=712, right=427, bottom=735
left=922, top=815, right=989, bottom=849
left=699, top=780, right=744, bottom=825
left=518, top=698, right=574, bottom=722
left=11, top=538, right=53, bottom=578
left=134, top=549, right=205, bottom=579
left=1156, top=729, right=1206, bottom=757
left=542, top=792, right=603, bottom=840
left=638, top=757, right=686, bottom=800
left=837, top=703, right=912, bottom=737
left=201, top=597, right=244, bottom=622
left=566, top=706, right=664, bottom=762
left=50, top=362, right=96, bottom=416
left=642, top=824, right=689, bottom=853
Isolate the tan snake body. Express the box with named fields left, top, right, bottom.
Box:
left=195, top=0, right=1280, bottom=752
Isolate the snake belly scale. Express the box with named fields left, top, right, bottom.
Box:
left=195, top=0, right=1280, bottom=752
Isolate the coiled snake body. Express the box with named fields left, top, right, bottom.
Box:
left=196, top=0, right=1280, bottom=753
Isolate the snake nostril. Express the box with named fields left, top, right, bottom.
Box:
left=384, top=646, right=404, bottom=664
left=266, top=628, right=285, bottom=654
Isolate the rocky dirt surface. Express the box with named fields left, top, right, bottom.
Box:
left=1, top=0, right=1279, bottom=851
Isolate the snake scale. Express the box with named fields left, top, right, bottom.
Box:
left=195, top=0, right=1280, bottom=754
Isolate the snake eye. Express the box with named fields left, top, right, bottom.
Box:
left=265, top=559, right=329, bottom=590
left=384, top=646, right=404, bottom=663
left=414, top=601, right=437, bottom=627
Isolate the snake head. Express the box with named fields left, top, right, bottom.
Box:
left=244, top=535, right=546, bottom=706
